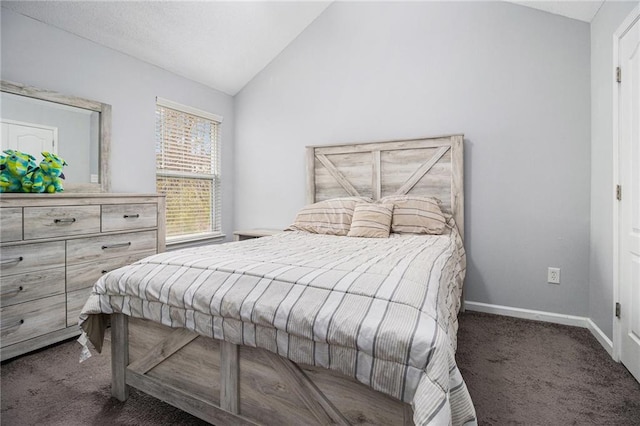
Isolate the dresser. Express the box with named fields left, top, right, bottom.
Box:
left=0, top=193, right=165, bottom=361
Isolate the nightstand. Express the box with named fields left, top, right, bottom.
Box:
left=233, top=229, right=281, bottom=241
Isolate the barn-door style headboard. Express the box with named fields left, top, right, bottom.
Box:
left=306, top=134, right=464, bottom=237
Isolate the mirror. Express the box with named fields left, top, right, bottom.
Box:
left=0, top=80, right=111, bottom=192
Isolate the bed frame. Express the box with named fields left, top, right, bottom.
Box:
left=109, top=134, right=464, bottom=425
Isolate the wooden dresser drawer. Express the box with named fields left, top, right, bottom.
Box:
left=0, top=294, right=66, bottom=348
left=1, top=267, right=65, bottom=307
left=102, top=203, right=157, bottom=232
left=66, top=230, right=157, bottom=265
left=0, top=208, right=23, bottom=242
left=0, top=241, right=65, bottom=276
left=24, top=205, right=101, bottom=240
left=67, top=250, right=156, bottom=292
left=67, top=288, right=93, bottom=327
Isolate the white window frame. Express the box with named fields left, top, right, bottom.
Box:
left=156, top=97, right=224, bottom=247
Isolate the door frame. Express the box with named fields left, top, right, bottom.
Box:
left=612, top=3, right=640, bottom=363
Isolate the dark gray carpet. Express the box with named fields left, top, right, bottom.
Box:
left=1, top=311, right=639, bottom=425
left=456, top=312, right=640, bottom=425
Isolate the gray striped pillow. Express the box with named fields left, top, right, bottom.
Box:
left=347, top=203, right=394, bottom=238
left=380, top=195, right=447, bottom=235
left=287, top=197, right=371, bottom=236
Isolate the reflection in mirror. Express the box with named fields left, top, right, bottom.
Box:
left=1, top=92, right=100, bottom=185
left=0, top=80, right=111, bottom=192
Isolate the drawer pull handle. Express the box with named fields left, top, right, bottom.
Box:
left=1, top=256, right=23, bottom=266
left=5, top=286, right=24, bottom=297
left=102, top=242, right=131, bottom=250
left=54, top=218, right=76, bottom=224
left=123, top=214, right=140, bottom=219
left=2, top=319, right=24, bottom=332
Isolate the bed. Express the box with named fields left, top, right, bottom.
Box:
left=79, top=134, right=476, bottom=425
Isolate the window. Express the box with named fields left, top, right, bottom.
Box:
left=155, top=98, right=222, bottom=242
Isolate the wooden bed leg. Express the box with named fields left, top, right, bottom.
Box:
left=220, top=341, right=239, bottom=414
left=111, top=313, right=129, bottom=401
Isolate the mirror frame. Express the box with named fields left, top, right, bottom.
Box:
left=1, top=80, right=111, bottom=192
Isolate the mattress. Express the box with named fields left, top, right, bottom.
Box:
left=80, top=229, right=476, bottom=425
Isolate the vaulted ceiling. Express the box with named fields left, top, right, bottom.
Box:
left=2, top=1, right=602, bottom=96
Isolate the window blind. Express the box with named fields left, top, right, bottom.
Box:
left=155, top=100, right=222, bottom=240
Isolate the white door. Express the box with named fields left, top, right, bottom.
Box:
left=618, top=12, right=640, bottom=383
left=0, top=119, right=57, bottom=155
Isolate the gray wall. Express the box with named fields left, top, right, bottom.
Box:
left=235, top=1, right=592, bottom=316
left=589, top=1, right=638, bottom=339
left=1, top=8, right=236, bottom=240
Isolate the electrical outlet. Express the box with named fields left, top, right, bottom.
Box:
left=548, top=267, right=560, bottom=284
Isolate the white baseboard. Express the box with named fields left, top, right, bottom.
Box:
left=586, top=318, right=613, bottom=357
left=464, top=301, right=613, bottom=357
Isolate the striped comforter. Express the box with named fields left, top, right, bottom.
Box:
left=80, top=230, right=476, bottom=425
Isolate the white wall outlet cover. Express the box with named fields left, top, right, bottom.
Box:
left=548, top=267, right=561, bottom=284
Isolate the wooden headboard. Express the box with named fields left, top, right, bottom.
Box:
left=306, top=134, right=464, bottom=237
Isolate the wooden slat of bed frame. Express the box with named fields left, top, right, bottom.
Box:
left=310, top=136, right=456, bottom=154
left=127, top=370, right=259, bottom=426
left=127, top=328, right=198, bottom=375
left=264, top=350, right=350, bottom=425
left=393, top=146, right=450, bottom=196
